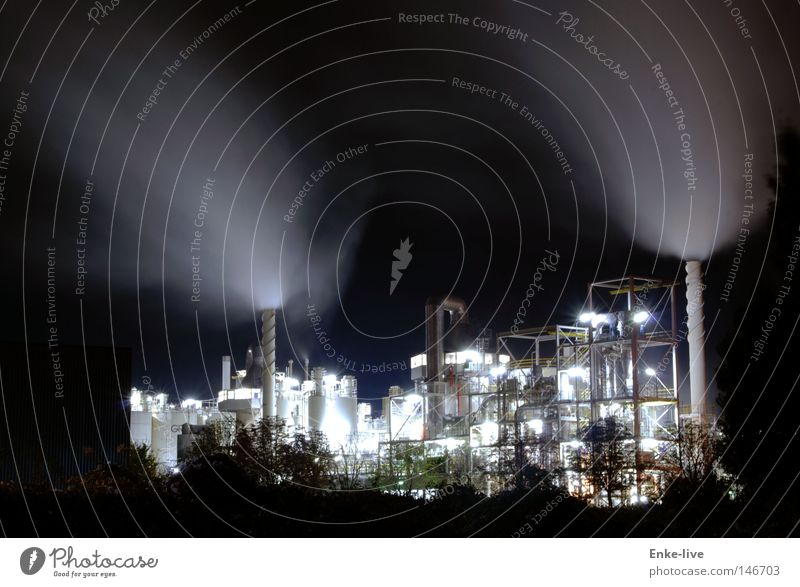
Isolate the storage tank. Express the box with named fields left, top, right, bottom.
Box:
left=276, top=395, right=291, bottom=420
left=308, top=394, right=327, bottom=430
left=130, top=411, right=153, bottom=447
left=334, top=395, right=358, bottom=436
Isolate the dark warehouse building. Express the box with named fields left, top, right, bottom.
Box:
left=0, top=343, right=131, bottom=486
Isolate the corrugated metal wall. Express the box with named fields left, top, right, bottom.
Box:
left=0, top=343, right=131, bottom=486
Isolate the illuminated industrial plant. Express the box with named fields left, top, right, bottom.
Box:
left=131, top=266, right=707, bottom=505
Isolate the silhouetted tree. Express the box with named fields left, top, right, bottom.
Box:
left=183, top=417, right=332, bottom=488
left=668, top=420, right=723, bottom=487
left=572, top=417, right=635, bottom=506
left=373, top=441, right=445, bottom=496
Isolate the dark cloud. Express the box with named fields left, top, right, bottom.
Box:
left=0, top=0, right=797, bottom=398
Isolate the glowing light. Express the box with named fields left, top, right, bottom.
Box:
left=567, top=366, right=587, bottom=379
left=579, top=312, right=596, bottom=323
left=326, top=412, right=351, bottom=441
left=130, top=389, right=142, bottom=410
left=323, top=374, right=338, bottom=386
left=441, top=437, right=463, bottom=450
left=644, top=367, right=656, bottom=377
left=528, top=419, right=544, bottom=434
left=498, top=354, right=510, bottom=364
left=171, top=467, right=180, bottom=474
left=284, top=377, right=300, bottom=389
left=641, top=438, right=660, bottom=450
left=633, top=311, right=649, bottom=324
left=181, top=399, right=201, bottom=409
left=471, top=422, right=499, bottom=446
left=568, top=440, right=582, bottom=449
left=490, top=366, right=506, bottom=377
left=591, top=313, right=607, bottom=328
left=401, top=394, right=422, bottom=416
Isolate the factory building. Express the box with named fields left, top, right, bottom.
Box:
left=0, top=343, right=131, bottom=486
left=132, top=266, right=707, bottom=506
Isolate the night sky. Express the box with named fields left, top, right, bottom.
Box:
left=1, top=0, right=798, bottom=409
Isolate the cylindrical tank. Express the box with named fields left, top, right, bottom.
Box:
left=276, top=395, right=291, bottom=420
left=335, top=396, right=358, bottom=436
left=130, top=411, right=153, bottom=447
left=308, top=394, right=327, bottom=430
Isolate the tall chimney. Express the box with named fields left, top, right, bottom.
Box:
left=424, top=296, right=468, bottom=382
left=685, top=261, right=707, bottom=417
left=287, top=359, right=293, bottom=378
left=261, top=309, right=277, bottom=418
left=221, top=356, right=232, bottom=390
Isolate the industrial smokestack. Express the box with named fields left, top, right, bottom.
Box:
left=287, top=359, right=293, bottom=378
left=425, top=296, right=468, bottom=382
left=685, top=261, right=707, bottom=417
left=221, top=356, right=231, bottom=390
left=261, top=309, right=277, bottom=419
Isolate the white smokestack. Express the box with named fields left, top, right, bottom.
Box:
left=261, top=309, right=277, bottom=418
left=221, top=356, right=231, bottom=390
left=685, top=261, right=707, bottom=417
